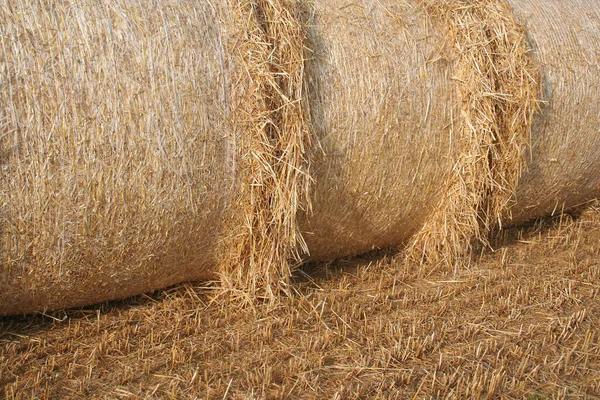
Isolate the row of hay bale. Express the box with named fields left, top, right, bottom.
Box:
left=1, top=0, right=599, bottom=315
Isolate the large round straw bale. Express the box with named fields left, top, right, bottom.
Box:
left=507, top=0, right=600, bottom=223
left=0, top=0, right=235, bottom=314
left=298, top=0, right=459, bottom=261
left=300, top=0, right=540, bottom=264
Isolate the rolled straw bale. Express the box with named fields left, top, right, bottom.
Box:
left=0, top=0, right=313, bottom=314
left=297, top=0, right=459, bottom=260
left=505, top=0, right=600, bottom=224
left=0, top=0, right=237, bottom=314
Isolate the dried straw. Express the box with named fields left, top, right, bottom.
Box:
left=2, top=0, right=600, bottom=315
left=0, top=0, right=235, bottom=314
left=219, top=0, right=311, bottom=301
left=406, top=0, right=539, bottom=266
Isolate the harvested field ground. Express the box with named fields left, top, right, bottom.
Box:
left=2, top=203, right=600, bottom=399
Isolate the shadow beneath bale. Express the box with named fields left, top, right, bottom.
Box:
left=0, top=282, right=214, bottom=337
left=294, top=200, right=600, bottom=296
left=488, top=208, right=589, bottom=251
left=299, top=249, right=394, bottom=279
left=0, top=298, right=150, bottom=338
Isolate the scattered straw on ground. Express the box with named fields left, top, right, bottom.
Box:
left=2, top=203, right=599, bottom=399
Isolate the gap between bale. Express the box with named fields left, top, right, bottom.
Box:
left=406, top=0, right=540, bottom=267
left=219, top=0, right=312, bottom=302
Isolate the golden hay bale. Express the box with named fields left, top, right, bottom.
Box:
left=0, top=0, right=313, bottom=314
left=297, top=0, right=459, bottom=260
left=507, top=0, right=600, bottom=223
left=0, top=0, right=236, bottom=314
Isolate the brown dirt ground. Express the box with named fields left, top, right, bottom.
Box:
left=2, top=203, right=600, bottom=399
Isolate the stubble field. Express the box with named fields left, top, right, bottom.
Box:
left=2, top=203, right=600, bottom=399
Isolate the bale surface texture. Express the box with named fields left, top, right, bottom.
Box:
left=507, top=0, right=600, bottom=223
left=298, top=0, right=458, bottom=261
left=0, top=0, right=236, bottom=314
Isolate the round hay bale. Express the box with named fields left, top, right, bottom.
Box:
left=297, top=0, right=459, bottom=260
left=0, top=0, right=236, bottom=314
left=507, top=0, right=600, bottom=223
left=0, top=0, right=314, bottom=314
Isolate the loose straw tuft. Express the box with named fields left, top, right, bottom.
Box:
left=220, top=0, right=311, bottom=301
left=407, top=0, right=540, bottom=266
